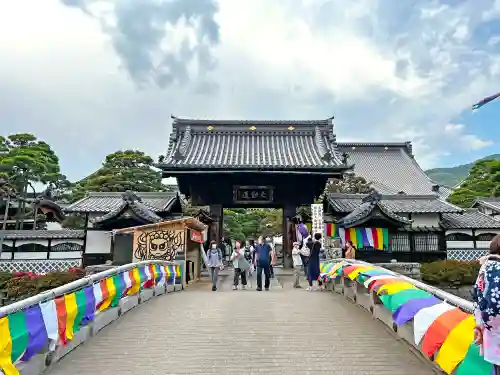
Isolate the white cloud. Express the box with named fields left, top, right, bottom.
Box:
left=0, top=0, right=499, bottom=180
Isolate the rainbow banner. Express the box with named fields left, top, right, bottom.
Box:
left=323, top=261, right=492, bottom=374
left=0, top=264, right=173, bottom=375
left=324, top=223, right=339, bottom=238
left=338, top=227, right=389, bottom=250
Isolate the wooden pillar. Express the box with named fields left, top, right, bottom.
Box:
left=209, top=205, right=223, bottom=246
left=282, top=205, right=296, bottom=268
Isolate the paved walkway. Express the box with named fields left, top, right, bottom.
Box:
left=49, top=277, right=437, bottom=375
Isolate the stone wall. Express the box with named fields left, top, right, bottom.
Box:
left=373, top=262, right=421, bottom=280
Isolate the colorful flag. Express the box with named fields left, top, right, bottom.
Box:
left=456, top=344, right=493, bottom=375
left=472, top=91, right=500, bottom=110
left=64, top=293, right=78, bottom=341
left=392, top=297, right=440, bottom=326
left=39, top=300, right=58, bottom=350
left=377, top=282, right=416, bottom=295
left=20, top=305, right=48, bottom=362
left=421, top=308, right=469, bottom=357
left=82, top=286, right=96, bottom=326
left=97, top=277, right=116, bottom=312
left=434, top=316, right=475, bottom=374
left=128, top=268, right=141, bottom=295
left=0, top=316, right=18, bottom=375
left=324, top=223, right=338, bottom=238
left=55, top=297, right=67, bottom=346
left=338, top=227, right=389, bottom=250
left=111, top=273, right=126, bottom=307
left=364, top=275, right=398, bottom=289
left=379, top=289, right=432, bottom=313
left=413, top=303, right=455, bottom=345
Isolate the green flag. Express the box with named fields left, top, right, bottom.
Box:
left=379, top=289, right=432, bottom=312
left=8, top=311, right=28, bottom=362
left=456, top=344, right=492, bottom=375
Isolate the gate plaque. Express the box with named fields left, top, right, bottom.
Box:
left=233, top=185, right=274, bottom=204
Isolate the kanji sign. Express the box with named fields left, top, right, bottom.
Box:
left=233, top=185, right=274, bottom=204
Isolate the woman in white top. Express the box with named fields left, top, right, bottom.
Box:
left=231, top=241, right=249, bottom=290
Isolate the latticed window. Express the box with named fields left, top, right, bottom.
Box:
left=15, top=243, right=48, bottom=252
left=389, top=233, right=410, bottom=252
left=414, top=233, right=440, bottom=252
left=445, top=233, right=473, bottom=241
left=50, top=243, right=84, bottom=252
left=477, top=233, right=498, bottom=241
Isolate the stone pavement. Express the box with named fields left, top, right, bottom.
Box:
left=49, top=277, right=437, bottom=375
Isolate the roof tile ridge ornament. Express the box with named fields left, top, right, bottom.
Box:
left=314, top=126, right=332, bottom=161
left=361, top=190, right=382, bottom=204
left=405, top=141, right=413, bottom=156
left=122, top=190, right=142, bottom=203
left=173, top=125, right=191, bottom=161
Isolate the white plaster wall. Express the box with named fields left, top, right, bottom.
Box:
left=46, top=222, right=63, bottom=230
left=445, top=229, right=473, bottom=236
left=85, top=231, right=111, bottom=254
left=411, top=213, right=440, bottom=227
left=49, top=251, right=82, bottom=259
left=446, top=240, right=474, bottom=249
left=14, top=252, right=47, bottom=260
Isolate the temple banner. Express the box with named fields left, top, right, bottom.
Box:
left=311, top=203, right=324, bottom=247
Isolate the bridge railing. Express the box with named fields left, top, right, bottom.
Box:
left=0, top=260, right=183, bottom=375
left=322, top=259, right=483, bottom=375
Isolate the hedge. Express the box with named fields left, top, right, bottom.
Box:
left=0, top=268, right=85, bottom=302
left=420, top=260, right=480, bottom=286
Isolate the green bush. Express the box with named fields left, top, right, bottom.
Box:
left=4, top=271, right=85, bottom=300
left=421, top=260, right=480, bottom=286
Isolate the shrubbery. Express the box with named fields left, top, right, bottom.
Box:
left=421, top=260, right=480, bottom=286
left=0, top=268, right=85, bottom=301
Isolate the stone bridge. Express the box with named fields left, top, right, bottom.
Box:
left=0, top=261, right=485, bottom=375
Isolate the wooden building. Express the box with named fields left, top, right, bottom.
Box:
left=157, top=116, right=351, bottom=267
left=472, top=197, right=500, bottom=220
left=64, top=190, right=184, bottom=265
left=112, top=217, right=207, bottom=286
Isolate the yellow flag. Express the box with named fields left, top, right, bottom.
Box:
left=0, top=317, right=19, bottom=375
left=64, top=293, right=78, bottom=341
left=434, top=316, right=475, bottom=374
left=348, top=266, right=375, bottom=280
left=377, top=282, right=416, bottom=295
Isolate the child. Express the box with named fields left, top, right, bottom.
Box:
left=291, top=241, right=303, bottom=288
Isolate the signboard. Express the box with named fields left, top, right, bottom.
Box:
left=311, top=203, right=324, bottom=248
left=233, top=185, right=274, bottom=204
left=190, top=231, right=204, bottom=244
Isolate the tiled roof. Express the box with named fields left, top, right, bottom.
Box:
left=472, top=197, right=500, bottom=212
left=65, top=191, right=179, bottom=214
left=159, top=117, right=350, bottom=171
left=441, top=209, right=500, bottom=229
left=337, top=143, right=443, bottom=195
left=325, top=193, right=463, bottom=214
left=92, top=192, right=164, bottom=225
left=336, top=195, right=412, bottom=228
left=0, top=230, right=85, bottom=240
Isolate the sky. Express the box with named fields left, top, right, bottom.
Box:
left=1, top=0, right=500, bottom=182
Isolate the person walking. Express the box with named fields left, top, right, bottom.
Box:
left=291, top=241, right=303, bottom=288
left=473, top=234, right=500, bottom=374
left=254, top=236, right=272, bottom=291
left=206, top=240, right=223, bottom=291
left=307, top=233, right=323, bottom=291
left=231, top=241, right=249, bottom=290
left=266, top=237, right=276, bottom=278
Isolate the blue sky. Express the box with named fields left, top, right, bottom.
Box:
left=1, top=0, right=500, bottom=181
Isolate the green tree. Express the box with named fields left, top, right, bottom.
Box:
left=0, top=133, right=64, bottom=228
left=325, top=174, right=372, bottom=194
left=70, top=150, right=166, bottom=202
left=448, top=159, right=500, bottom=208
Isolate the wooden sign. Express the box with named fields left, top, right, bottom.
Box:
left=233, top=185, right=274, bottom=204
left=190, top=231, right=204, bottom=244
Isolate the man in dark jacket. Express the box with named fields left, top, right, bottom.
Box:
left=254, top=236, right=272, bottom=291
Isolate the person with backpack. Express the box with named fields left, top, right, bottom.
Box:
left=206, top=240, right=223, bottom=291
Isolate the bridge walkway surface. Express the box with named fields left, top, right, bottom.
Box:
left=48, top=276, right=437, bottom=375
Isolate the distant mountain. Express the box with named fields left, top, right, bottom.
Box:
left=425, top=154, right=500, bottom=187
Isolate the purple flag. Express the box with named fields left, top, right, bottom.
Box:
left=21, top=305, right=48, bottom=361
left=82, top=286, right=96, bottom=325
left=393, top=296, right=440, bottom=326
